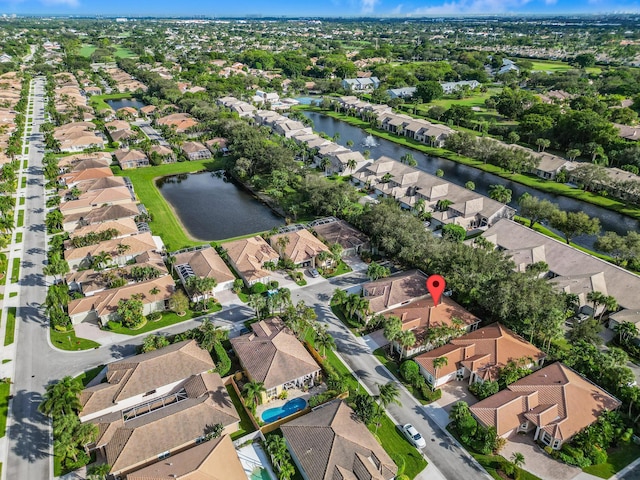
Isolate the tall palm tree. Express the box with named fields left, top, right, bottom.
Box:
left=315, top=330, right=336, bottom=358
left=599, top=295, right=618, bottom=322
left=432, top=356, right=449, bottom=387
left=587, top=291, right=606, bottom=317
left=377, top=382, right=402, bottom=413
left=346, top=158, right=358, bottom=173
left=243, top=380, right=266, bottom=408
left=39, top=376, right=82, bottom=417
left=332, top=288, right=348, bottom=307
left=398, top=330, right=416, bottom=361
left=275, top=235, right=290, bottom=258
left=488, top=184, right=512, bottom=204
left=615, top=321, right=639, bottom=345
left=384, top=316, right=402, bottom=354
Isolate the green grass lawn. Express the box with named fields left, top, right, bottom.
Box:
left=429, top=87, right=501, bottom=110
left=0, top=381, right=10, bottom=438
left=114, top=159, right=226, bottom=250
left=114, top=47, right=137, bottom=58
left=0, top=252, right=6, bottom=280
left=226, top=384, right=257, bottom=440
left=370, top=414, right=428, bottom=479
left=8, top=292, right=16, bottom=298
left=528, top=59, right=601, bottom=74
left=22, top=160, right=27, bottom=169
left=15, top=232, right=22, bottom=244
left=4, top=308, right=16, bottom=346
left=16, top=210, right=23, bottom=228
left=10, top=258, right=19, bottom=283
left=79, top=44, right=97, bottom=57
left=20, top=177, right=26, bottom=189
left=74, top=365, right=105, bottom=387
left=105, top=307, right=213, bottom=335
left=301, top=107, right=640, bottom=223
left=89, top=92, right=133, bottom=111
left=50, top=328, right=100, bottom=351
left=330, top=304, right=362, bottom=336
left=471, top=452, right=541, bottom=480
left=583, top=443, right=640, bottom=478
left=322, top=260, right=352, bottom=278
left=19, top=197, right=24, bottom=206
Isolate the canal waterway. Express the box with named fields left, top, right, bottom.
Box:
left=106, top=98, right=147, bottom=110
left=303, top=111, right=638, bottom=249
left=157, top=172, right=283, bottom=241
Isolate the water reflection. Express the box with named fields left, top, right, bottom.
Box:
left=157, top=171, right=283, bottom=241
left=304, top=111, right=638, bottom=249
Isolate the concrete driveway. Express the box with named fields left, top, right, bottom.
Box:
left=501, top=433, right=581, bottom=480
left=438, top=381, right=478, bottom=414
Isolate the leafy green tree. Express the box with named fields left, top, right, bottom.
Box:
left=465, top=181, right=475, bottom=191
left=400, top=153, right=417, bottom=167
left=117, top=296, right=145, bottom=329
left=517, top=194, right=558, bottom=229
left=415, top=81, right=443, bottom=103
left=488, top=184, right=512, bottom=204
left=550, top=210, right=600, bottom=245
left=442, top=224, right=466, bottom=242
left=352, top=392, right=377, bottom=425
left=141, top=334, right=170, bottom=353
left=243, top=381, right=266, bottom=409
left=366, top=261, right=391, bottom=281
left=168, top=290, right=189, bottom=315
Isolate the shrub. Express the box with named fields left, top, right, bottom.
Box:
left=400, top=361, right=420, bottom=383
left=392, top=455, right=405, bottom=476
left=147, top=311, right=162, bottom=322
left=308, top=391, right=336, bottom=408
left=213, top=342, right=231, bottom=376
left=544, top=446, right=553, bottom=455
left=469, top=380, right=499, bottom=400
left=251, top=282, right=267, bottom=294
left=421, top=387, right=442, bottom=403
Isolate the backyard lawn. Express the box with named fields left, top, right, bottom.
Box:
left=113, top=159, right=226, bottom=250
left=226, top=384, right=257, bottom=440
left=583, top=443, right=640, bottom=478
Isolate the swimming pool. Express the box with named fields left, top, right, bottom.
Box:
left=250, top=467, right=272, bottom=480
left=261, top=397, right=307, bottom=424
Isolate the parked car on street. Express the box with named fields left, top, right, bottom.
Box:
left=401, top=424, right=426, bottom=449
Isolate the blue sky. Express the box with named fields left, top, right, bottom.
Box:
left=0, top=0, right=636, bottom=16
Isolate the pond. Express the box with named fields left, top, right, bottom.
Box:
left=106, top=98, right=147, bottom=110
left=157, top=171, right=283, bottom=241
left=304, top=111, right=639, bottom=250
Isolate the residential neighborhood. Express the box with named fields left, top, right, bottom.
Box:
left=2, top=11, right=640, bottom=480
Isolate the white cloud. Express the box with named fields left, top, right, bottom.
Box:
left=40, top=0, right=80, bottom=6
left=391, top=3, right=404, bottom=14
left=411, top=0, right=531, bottom=15
left=361, top=0, right=378, bottom=13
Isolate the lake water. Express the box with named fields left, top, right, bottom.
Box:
left=304, top=111, right=639, bottom=250
left=106, top=98, right=147, bottom=110
left=157, top=172, right=283, bottom=241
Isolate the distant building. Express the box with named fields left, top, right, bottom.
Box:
left=440, top=80, right=480, bottom=94
left=342, top=76, right=380, bottom=92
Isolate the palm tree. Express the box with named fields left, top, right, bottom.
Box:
left=275, top=235, right=290, bottom=258
left=615, top=321, right=639, bottom=345
left=320, top=157, right=332, bottom=175
left=266, top=434, right=289, bottom=470
left=116, top=243, right=131, bottom=257
left=377, top=382, right=402, bottom=413
left=39, top=376, right=82, bottom=417
left=599, top=295, right=618, bottom=322
left=432, top=356, right=449, bottom=387
left=248, top=294, right=266, bottom=320
left=149, top=286, right=160, bottom=305
left=315, top=330, right=336, bottom=358
left=397, top=330, right=416, bottom=361
left=346, top=158, right=358, bottom=173
left=511, top=452, right=525, bottom=469
left=198, top=318, right=227, bottom=351
left=587, top=291, right=606, bottom=317
left=243, top=380, right=266, bottom=408
left=488, top=184, right=512, bottom=204
left=91, top=251, right=112, bottom=270
left=384, top=316, right=402, bottom=355
left=332, top=288, right=348, bottom=307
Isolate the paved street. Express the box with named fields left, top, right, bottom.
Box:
left=2, top=80, right=635, bottom=480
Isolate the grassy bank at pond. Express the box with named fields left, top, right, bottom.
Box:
left=299, top=107, right=640, bottom=222
left=113, top=158, right=225, bottom=250
left=89, top=92, right=133, bottom=111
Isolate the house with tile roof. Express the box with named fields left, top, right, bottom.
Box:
left=126, top=434, right=246, bottom=480
left=469, top=362, right=620, bottom=449
left=270, top=229, right=331, bottom=269
left=67, top=274, right=174, bottom=325
left=63, top=231, right=157, bottom=269
left=172, top=246, right=236, bottom=299
left=281, top=400, right=397, bottom=480
left=59, top=186, right=134, bottom=216
left=63, top=202, right=141, bottom=233
left=224, top=235, right=279, bottom=287
left=414, top=323, right=546, bottom=388
left=80, top=340, right=214, bottom=421
left=362, top=269, right=429, bottom=315
left=231, top=317, right=321, bottom=402
left=87, top=371, right=240, bottom=477
left=384, top=296, right=481, bottom=357
left=114, top=148, right=149, bottom=170
left=58, top=167, right=114, bottom=188
left=312, top=219, right=370, bottom=257
left=181, top=141, right=211, bottom=160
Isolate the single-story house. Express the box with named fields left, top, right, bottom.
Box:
left=64, top=231, right=157, bottom=270
left=270, top=229, right=331, bottom=269
left=231, top=317, right=321, bottom=403
left=59, top=186, right=134, bottom=216
left=342, top=77, right=380, bottom=91
left=114, top=148, right=149, bottom=170
left=414, top=323, right=546, bottom=388
left=311, top=219, right=370, bottom=256
left=362, top=269, right=429, bottom=316
left=172, top=246, right=236, bottom=300
left=224, top=236, right=279, bottom=287
left=181, top=141, right=211, bottom=160
left=63, top=202, right=140, bottom=233
left=470, top=362, right=620, bottom=450
left=281, top=400, right=397, bottom=480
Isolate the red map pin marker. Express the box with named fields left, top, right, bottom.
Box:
left=426, top=274, right=446, bottom=307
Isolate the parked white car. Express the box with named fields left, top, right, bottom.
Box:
left=401, top=424, right=426, bottom=449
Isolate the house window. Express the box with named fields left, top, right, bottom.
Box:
left=540, top=431, right=551, bottom=445
left=266, top=387, right=277, bottom=399
left=158, top=451, right=170, bottom=460
left=552, top=439, right=561, bottom=450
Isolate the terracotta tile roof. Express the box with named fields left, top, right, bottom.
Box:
left=72, top=176, right=127, bottom=194
left=67, top=274, right=175, bottom=319
left=57, top=152, right=112, bottom=169
left=59, top=186, right=133, bottom=213
left=181, top=141, right=208, bottom=154
left=470, top=363, right=621, bottom=439
left=80, top=340, right=214, bottom=418
left=270, top=229, right=330, bottom=265
left=230, top=317, right=320, bottom=390
left=174, top=247, right=235, bottom=285
left=64, top=202, right=140, bottom=226
left=281, top=401, right=397, bottom=480
left=224, top=236, right=279, bottom=283
left=363, top=269, right=429, bottom=314
left=59, top=167, right=113, bottom=186
left=414, top=323, right=546, bottom=381
left=91, top=372, right=239, bottom=475
left=64, top=231, right=156, bottom=261
left=69, top=218, right=139, bottom=240
left=126, top=434, right=246, bottom=480
left=312, top=220, right=369, bottom=252
left=114, top=149, right=147, bottom=163
left=384, top=296, right=481, bottom=348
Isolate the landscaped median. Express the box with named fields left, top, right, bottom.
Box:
left=112, top=158, right=225, bottom=250
left=297, top=106, right=640, bottom=222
